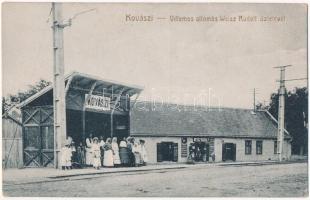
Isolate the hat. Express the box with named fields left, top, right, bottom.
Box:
left=65, top=140, right=71, bottom=146
left=93, top=137, right=99, bottom=141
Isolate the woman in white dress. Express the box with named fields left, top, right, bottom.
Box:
left=112, top=137, right=121, bottom=167
left=91, top=137, right=101, bottom=170
left=103, top=138, right=114, bottom=167
left=132, top=141, right=142, bottom=167
left=61, top=141, right=72, bottom=170
left=85, top=134, right=93, bottom=166
left=140, top=140, right=148, bottom=166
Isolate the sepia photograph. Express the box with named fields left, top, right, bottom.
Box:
left=1, top=2, right=308, bottom=197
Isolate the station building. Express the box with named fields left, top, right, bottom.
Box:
left=2, top=72, right=292, bottom=168
left=6, top=71, right=142, bottom=168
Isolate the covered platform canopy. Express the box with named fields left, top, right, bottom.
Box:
left=18, top=71, right=143, bottom=167
left=18, top=71, right=143, bottom=109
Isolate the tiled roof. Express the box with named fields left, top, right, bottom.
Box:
left=130, top=101, right=290, bottom=139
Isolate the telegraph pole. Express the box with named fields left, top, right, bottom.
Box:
left=52, top=3, right=71, bottom=169
left=274, top=65, right=291, bottom=162
left=253, top=88, right=256, bottom=112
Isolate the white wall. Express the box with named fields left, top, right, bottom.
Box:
left=134, top=136, right=188, bottom=163
left=214, top=138, right=291, bottom=162
left=133, top=136, right=291, bottom=163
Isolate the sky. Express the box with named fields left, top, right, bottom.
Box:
left=2, top=3, right=308, bottom=109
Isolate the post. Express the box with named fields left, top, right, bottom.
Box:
left=253, top=88, right=256, bottom=112
left=274, top=65, right=291, bottom=161
left=277, top=69, right=286, bottom=161
left=52, top=3, right=68, bottom=169
left=111, top=87, right=125, bottom=138
left=82, top=107, right=86, bottom=143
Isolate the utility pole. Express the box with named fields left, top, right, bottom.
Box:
left=52, top=3, right=71, bottom=169
left=253, top=88, right=256, bottom=112
left=274, top=65, right=291, bottom=162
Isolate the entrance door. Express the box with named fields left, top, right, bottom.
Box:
left=157, top=142, right=178, bottom=162
left=24, top=126, right=41, bottom=167
left=190, top=142, right=209, bottom=162
left=222, top=143, right=236, bottom=161
left=23, top=107, right=54, bottom=167
left=40, top=126, right=54, bottom=167
left=23, top=126, right=54, bottom=167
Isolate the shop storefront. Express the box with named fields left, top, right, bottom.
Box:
left=189, top=138, right=212, bottom=162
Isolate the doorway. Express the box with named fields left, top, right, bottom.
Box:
left=157, top=142, right=178, bottom=162
left=23, top=107, right=54, bottom=167
left=222, top=143, right=236, bottom=161
left=66, top=109, right=129, bottom=145
left=189, top=142, right=209, bottom=162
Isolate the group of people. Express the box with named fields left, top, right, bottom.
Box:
left=61, top=135, right=148, bottom=170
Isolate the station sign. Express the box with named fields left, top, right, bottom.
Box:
left=85, top=94, right=111, bottom=111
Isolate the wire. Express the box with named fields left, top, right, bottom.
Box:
left=70, top=8, right=96, bottom=20
left=46, top=6, right=53, bottom=23
left=47, top=7, right=96, bottom=25
left=284, top=78, right=308, bottom=82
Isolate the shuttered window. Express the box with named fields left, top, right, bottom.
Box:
left=245, top=140, right=252, bottom=155
left=172, top=143, right=178, bottom=162
left=256, top=141, right=263, bottom=155
left=157, top=143, right=163, bottom=162
left=274, top=141, right=277, bottom=154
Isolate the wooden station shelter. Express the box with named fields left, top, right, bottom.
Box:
left=17, top=71, right=142, bottom=168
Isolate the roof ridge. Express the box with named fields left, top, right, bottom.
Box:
left=132, top=100, right=254, bottom=111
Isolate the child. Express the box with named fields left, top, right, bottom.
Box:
left=61, top=142, right=72, bottom=170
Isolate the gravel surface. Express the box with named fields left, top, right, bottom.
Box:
left=3, top=162, right=308, bottom=197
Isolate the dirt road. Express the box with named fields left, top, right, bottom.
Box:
left=3, top=162, right=308, bottom=197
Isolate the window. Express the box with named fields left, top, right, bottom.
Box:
left=256, top=141, right=263, bottom=155
left=274, top=141, right=278, bottom=154
left=245, top=140, right=252, bottom=155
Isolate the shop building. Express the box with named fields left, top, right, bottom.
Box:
left=130, top=101, right=292, bottom=163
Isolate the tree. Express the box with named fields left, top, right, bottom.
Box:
left=267, top=87, right=308, bottom=155
left=2, top=97, right=10, bottom=114
left=2, top=79, right=51, bottom=113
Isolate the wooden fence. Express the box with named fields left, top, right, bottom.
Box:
left=2, top=116, right=23, bottom=168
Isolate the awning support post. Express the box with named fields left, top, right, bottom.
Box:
left=82, top=81, right=98, bottom=141
left=111, top=87, right=125, bottom=138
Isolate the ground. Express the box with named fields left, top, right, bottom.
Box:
left=3, top=162, right=308, bottom=197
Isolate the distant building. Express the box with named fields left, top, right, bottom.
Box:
left=130, top=101, right=292, bottom=163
